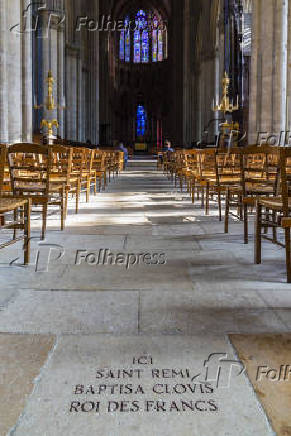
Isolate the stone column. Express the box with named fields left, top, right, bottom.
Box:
left=0, top=0, right=8, bottom=143
left=249, top=0, right=288, bottom=143
left=183, top=0, right=191, bottom=146
left=0, top=0, right=33, bottom=143
left=21, top=0, right=33, bottom=142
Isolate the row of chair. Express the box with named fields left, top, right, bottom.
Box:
left=162, top=146, right=291, bottom=283
left=0, top=143, right=125, bottom=264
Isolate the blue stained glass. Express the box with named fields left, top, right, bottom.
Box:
left=152, top=29, right=157, bottom=62
left=136, top=10, right=147, bottom=30
left=142, top=30, right=149, bottom=63
left=136, top=105, right=146, bottom=137
left=120, top=30, right=125, bottom=60
left=125, top=31, right=130, bottom=62
left=134, top=30, right=141, bottom=63
left=158, top=29, right=163, bottom=62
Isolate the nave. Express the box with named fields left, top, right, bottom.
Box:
left=0, top=159, right=290, bottom=435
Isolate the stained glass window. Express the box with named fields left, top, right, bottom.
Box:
left=152, top=16, right=158, bottom=62
left=120, top=30, right=125, bottom=61
left=142, top=30, right=149, bottom=63
left=125, top=16, right=130, bottom=62
left=134, top=30, right=141, bottom=63
left=125, top=30, right=130, bottom=62
left=120, top=16, right=130, bottom=62
left=119, top=11, right=166, bottom=64
left=136, top=105, right=147, bottom=137
left=136, top=9, right=147, bottom=30
left=158, top=29, right=163, bottom=62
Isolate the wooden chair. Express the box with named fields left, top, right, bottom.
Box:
left=71, top=148, right=93, bottom=205
left=224, top=145, right=279, bottom=243
left=194, top=149, right=217, bottom=215
left=254, top=148, right=291, bottom=282
left=50, top=144, right=75, bottom=218
left=92, top=151, right=106, bottom=192
left=0, top=197, right=31, bottom=264
left=0, top=144, right=11, bottom=196
left=8, top=143, right=66, bottom=239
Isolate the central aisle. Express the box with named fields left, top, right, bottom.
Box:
left=0, top=160, right=290, bottom=435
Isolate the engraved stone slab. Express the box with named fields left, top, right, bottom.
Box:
left=12, top=335, right=273, bottom=436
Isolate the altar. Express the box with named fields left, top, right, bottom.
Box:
left=134, top=143, right=148, bottom=152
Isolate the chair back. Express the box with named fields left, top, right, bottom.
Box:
left=280, top=148, right=291, bottom=216
left=71, top=148, right=87, bottom=178
left=198, top=149, right=217, bottom=179
left=50, top=144, right=73, bottom=185
left=215, top=148, right=242, bottom=186
left=8, top=143, right=51, bottom=198
left=92, top=151, right=106, bottom=172
left=0, top=145, right=6, bottom=193
left=240, top=145, right=280, bottom=197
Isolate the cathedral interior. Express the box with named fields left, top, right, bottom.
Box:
left=0, top=1, right=291, bottom=435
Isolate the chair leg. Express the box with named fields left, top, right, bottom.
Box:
left=94, top=177, right=97, bottom=195
left=224, top=188, right=229, bottom=234
left=13, top=208, right=18, bottom=239
left=192, top=179, right=195, bottom=204
left=24, top=200, right=31, bottom=265
left=244, top=203, right=248, bottom=244
left=76, top=178, right=80, bottom=214
left=239, top=196, right=243, bottom=221
left=254, top=203, right=262, bottom=264
left=264, top=207, right=269, bottom=235
left=272, top=210, right=277, bottom=243
left=205, top=182, right=210, bottom=215
left=86, top=176, right=90, bottom=202
left=201, top=188, right=205, bottom=209
left=218, top=189, right=222, bottom=221
left=64, top=191, right=68, bottom=220
left=42, top=203, right=48, bottom=240
left=61, top=188, right=65, bottom=231
left=285, top=227, right=291, bottom=283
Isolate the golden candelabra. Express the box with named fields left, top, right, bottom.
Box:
left=34, top=71, right=65, bottom=138
left=213, top=72, right=239, bottom=114
left=213, top=72, right=240, bottom=148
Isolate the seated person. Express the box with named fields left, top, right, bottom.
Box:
left=118, top=142, right=129, bottom=167
left=163, top=140, right=174, bottom=153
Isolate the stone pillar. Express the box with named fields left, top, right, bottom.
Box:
left=183, top=0, right=191, bottom=146
left=249, top=0, right=288, bottom=143
left=286, top=0, right=291, bottom=132
left=0, top=0, right=33, bottom=143
left=0, top=0, right=8, bottom=143
left=21, top=0, right=33, bottom=142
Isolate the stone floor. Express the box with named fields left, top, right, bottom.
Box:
left=0, top=160, right=290, bottom=435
